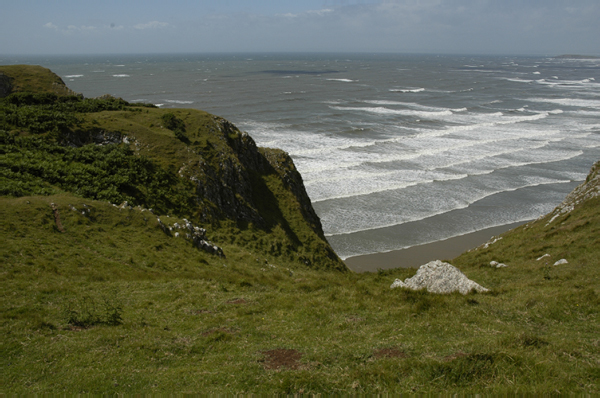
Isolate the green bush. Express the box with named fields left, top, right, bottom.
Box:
left=0, top=130, right=196, bottom=216
left=161, top=113, right=189, bottom=143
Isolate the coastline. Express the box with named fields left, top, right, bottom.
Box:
left=344, top=221, right=527, bottom=273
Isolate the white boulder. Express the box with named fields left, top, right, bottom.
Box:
left=390, top=260, right=488, bottom=295
left=553, top=259, right=568, bottom=266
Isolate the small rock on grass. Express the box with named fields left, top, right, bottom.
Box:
left=553, top=259, right=568, bottom=266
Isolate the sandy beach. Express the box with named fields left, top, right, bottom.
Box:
left=344, top=221, right=527, bottom=273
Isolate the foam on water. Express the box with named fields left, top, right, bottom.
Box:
left=330, top=105, right=454, bottom=119
left=389, top=87, right=425, bottom=93
left=526, top=97, right=600, bottom=108
left=165, top=100, right=194, bottom=104
left=320, top=177, right=575, bottom=237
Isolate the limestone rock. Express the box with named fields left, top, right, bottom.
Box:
left=537, top=254, right=551, bottom=261
left=490, top=261, right=508, bottom=268
left=545, top=160, right=599, bottom=226
left=553, top=259, right=568, bottom=266
left=390, top=279, right=407, bottom=289
left=390, top=260, right=488, bottom=294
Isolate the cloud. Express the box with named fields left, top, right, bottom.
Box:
left=307, top=9, right=335, bottom=16
left=43, top=22, right=58, bottom=30
left=134, top=21, right=169, bottom=30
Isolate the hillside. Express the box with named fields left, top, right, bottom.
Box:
left=1, top=66, right=598, bottom=394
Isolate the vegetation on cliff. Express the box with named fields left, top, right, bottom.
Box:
left=0, top=65, right=342, bottom=271
left=1, top=65, right=598, bottom=394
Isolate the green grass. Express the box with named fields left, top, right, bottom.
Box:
left=2, top=190, right=598, bottom=394
left=0, top=65, right=77, bottom=96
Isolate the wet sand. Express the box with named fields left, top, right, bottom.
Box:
left=344, top=221, right=527, bottom=273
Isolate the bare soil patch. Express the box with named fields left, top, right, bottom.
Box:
left=261, top=349, right=303, bottom=370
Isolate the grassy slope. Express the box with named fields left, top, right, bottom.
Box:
left=1, top=68, right=599, bottom=394
left=0, top=65, right=77, bottom=96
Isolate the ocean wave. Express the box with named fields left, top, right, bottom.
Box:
left=534, top=78, right=600, bottom=88
left=255, top=111, right=563, bottom=175
left=327, top=78, right=354, bottom=82
left=112, top=74, right=130, bottom=78
left=330, top=105, right=453, bottom=118
left=389, top=87, right=425, bottom=93
left=337, top=217, right=536, bottom=259
left=526, top=97, right=600, bottom=108
left=322, top=177, right=575, bottom=237
left=306, top=141, right=578, bottom=202
left=165, top=100, right=194, bottom=104
left=362, top=100, right=451, bottom=112
left=64, top=74, right=83, bottom=78
left=502, top=78, right=533, bottom=83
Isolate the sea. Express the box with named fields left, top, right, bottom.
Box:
left=3, top=53, right=599, bottom=260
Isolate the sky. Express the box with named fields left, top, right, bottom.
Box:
left=1, top=0, right=599, bottom=56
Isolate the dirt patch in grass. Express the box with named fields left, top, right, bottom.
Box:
left=373, top=347, right=407, bottom=359
left=261, top=349, right=303, bottom=370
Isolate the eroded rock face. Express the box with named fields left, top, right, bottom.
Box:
left=391, top=260, right=488, bottom=294
left=192, top=117, right=326, bottom=238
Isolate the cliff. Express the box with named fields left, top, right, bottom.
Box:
left=0, top=65, right=344, bottom=270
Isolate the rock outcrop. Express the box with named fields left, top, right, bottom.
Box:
left=391, top=260, right=488, bottom=294
left=545, top=160, right=599, bottom=226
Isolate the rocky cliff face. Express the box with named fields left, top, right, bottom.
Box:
left=544, top=160, right=599, bottom=226
left=191, top=117, right=325, bottom=238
